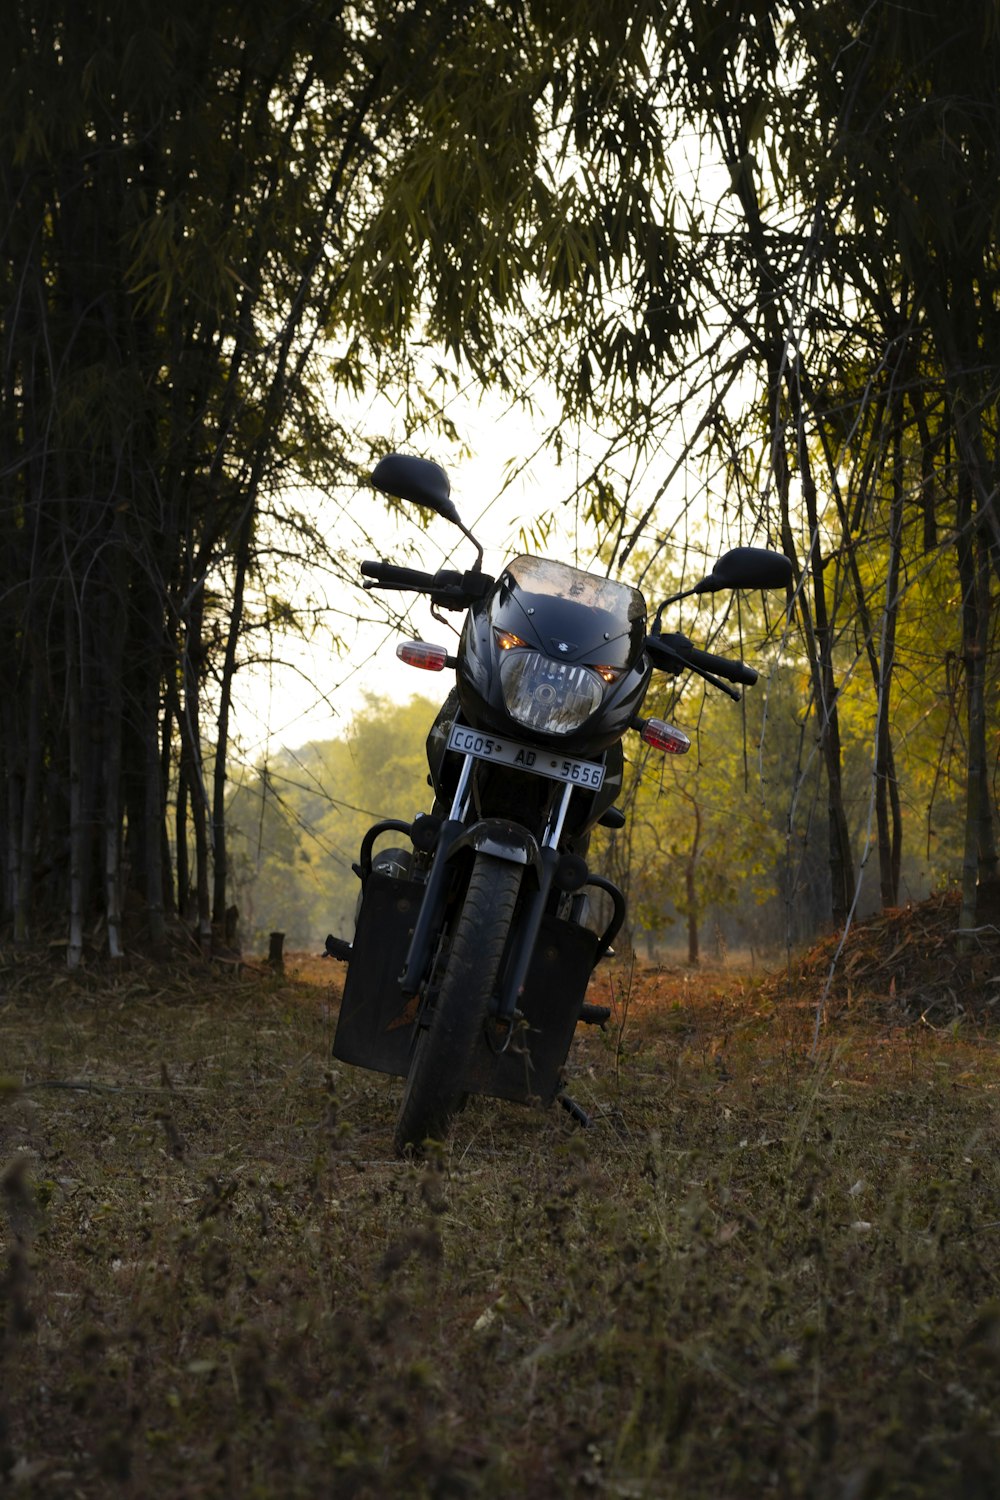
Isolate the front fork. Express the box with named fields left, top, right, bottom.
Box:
left=492, top=778, right=574, bottom=1024
left=398, top=756, right=574, bottom=1023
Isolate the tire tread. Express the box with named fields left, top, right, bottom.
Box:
left=393, top=854, right=520, bottom=1154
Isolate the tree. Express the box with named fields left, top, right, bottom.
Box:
left=1, top=2, right=392, bottom=955
left=5, top=0, right=1000, bottom=961
left=596, top=589, right=812, bottom=964
left=0, top=2, right=699, bottom=958
left=226, top=694, right=437, bottom=953
left=592, top=0, right=1000, bottom=933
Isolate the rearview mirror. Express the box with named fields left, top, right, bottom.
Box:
left=370, top=451, right=485, bottom=569
left=371, top=453, right=461, bottom=526
left=695, top=547, right=793, bottom=594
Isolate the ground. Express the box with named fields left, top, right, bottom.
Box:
left=2, top=895, right=999, bottom=1498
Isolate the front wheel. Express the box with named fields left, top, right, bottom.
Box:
left=393, top=853, right=521, bottom=1155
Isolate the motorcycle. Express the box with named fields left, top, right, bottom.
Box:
left=328, top=453, right=792, bottom=1154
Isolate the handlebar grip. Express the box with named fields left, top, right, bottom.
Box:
left=652, top=632, right=759, bottom=687
left=686, top=645, right=758, bottom=687
left=360, top=560, right=437, bottom=589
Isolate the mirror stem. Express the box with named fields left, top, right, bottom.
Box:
left=651, top=580, right=710, bottom=632
left=458, top=522, right=484, bottom=571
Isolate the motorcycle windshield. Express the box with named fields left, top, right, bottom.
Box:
left=491, top=556, right=647, bottom=668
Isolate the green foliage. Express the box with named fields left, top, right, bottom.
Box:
left=650, top=0, right=1000, bottom=927
left=620, top=682, right=787, bottom=949
left=226, top=694, right=438, bottom=952
left=3, top=0, right=1000, bottom=958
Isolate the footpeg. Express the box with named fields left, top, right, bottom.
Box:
left=323, top=934, right=353, bottom=961
left=598, top=806, right=626, bottom=830
left=578, top=1003, right=611, bottom=1027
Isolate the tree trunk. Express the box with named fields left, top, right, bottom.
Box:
left=956, top=473, right=995, bottom=945
left=103, top=523, right=128, bottom=961
left=167, top=651, right=212, bottom=954
left=685, top=870, right=699, bottom=966
left=176, top=768, right=191, bottom=921
left=777, top=438, right=855, bottom=929
left=133, top=588, right=167, bottom=953
left=65, top=591, right=84, bottom=970
left=17, top=655, right=43, bottom=945
left=143, top=707, right=167, bottom=952
left=7, top=763, right=23, bottom=944
left=211, top=503, right=254, bottom=931
left=875, top=411, right=904, bottom=909
left=703, top=66, right=855, bottom=928
left=685, top=800, right=701, bottom=966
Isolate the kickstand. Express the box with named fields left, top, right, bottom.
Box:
left=557, top=1093, right=593, bottom=1129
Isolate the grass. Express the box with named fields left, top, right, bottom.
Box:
left=2, top=949, right=1000, bottom=1498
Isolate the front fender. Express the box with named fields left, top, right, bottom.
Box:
left=445, top=817, right=540, bottom=870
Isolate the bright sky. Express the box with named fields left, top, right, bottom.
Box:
left=225, top=125, right=775, bottom=767
left=229, top=394, right=598, bottom=763
left=226, top=357, right=769, bottom=770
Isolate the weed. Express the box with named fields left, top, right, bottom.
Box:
left=0, top=949, right=999, bottom=1496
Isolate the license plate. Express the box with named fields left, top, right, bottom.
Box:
left=447, top=723, right=605, bottom=790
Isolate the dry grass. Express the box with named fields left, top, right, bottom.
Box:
left=2, top=938, right=1000, bottom=1498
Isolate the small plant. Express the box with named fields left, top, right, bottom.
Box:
left=608, top=949, right=638, bottom=1089
left=2, top=947, right=1000, bottom=1496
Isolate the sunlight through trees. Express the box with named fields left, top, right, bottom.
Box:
left=1, top=1, right=997, bottom=958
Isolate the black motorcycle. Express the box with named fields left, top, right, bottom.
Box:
left=328, top=453, right=792, bottom=1153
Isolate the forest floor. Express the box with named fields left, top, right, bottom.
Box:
left=2, top=893, right=1000, bottom=1499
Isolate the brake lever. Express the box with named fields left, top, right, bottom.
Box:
left=648, top=636, right=742, bottom=701
left=695, top=667, right=741, bottom=702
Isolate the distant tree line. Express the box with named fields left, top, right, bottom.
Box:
left=1, top=1, right=997, bottom=959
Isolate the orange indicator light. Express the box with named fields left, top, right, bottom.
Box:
left=494, top=629, right=528, bottom=651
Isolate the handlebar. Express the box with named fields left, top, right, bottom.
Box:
left=362, top=560, right=759, bottom=692
left=361, top=559, right=495, bottom=610
left=360, top=560, right=438, bottom=589
left=647, top=630, right=758, bottom=697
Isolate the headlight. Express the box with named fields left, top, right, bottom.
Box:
left=499, top=651, right=604, bottom=735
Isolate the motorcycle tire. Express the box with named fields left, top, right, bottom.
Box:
left=393, top=852, right=521, bottom=1155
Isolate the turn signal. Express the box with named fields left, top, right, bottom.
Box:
left=639, top=717, right=691, bottom=754
left=396, top=640, right=450, bottom=671
left=494, top=628, right=528, bottom=651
